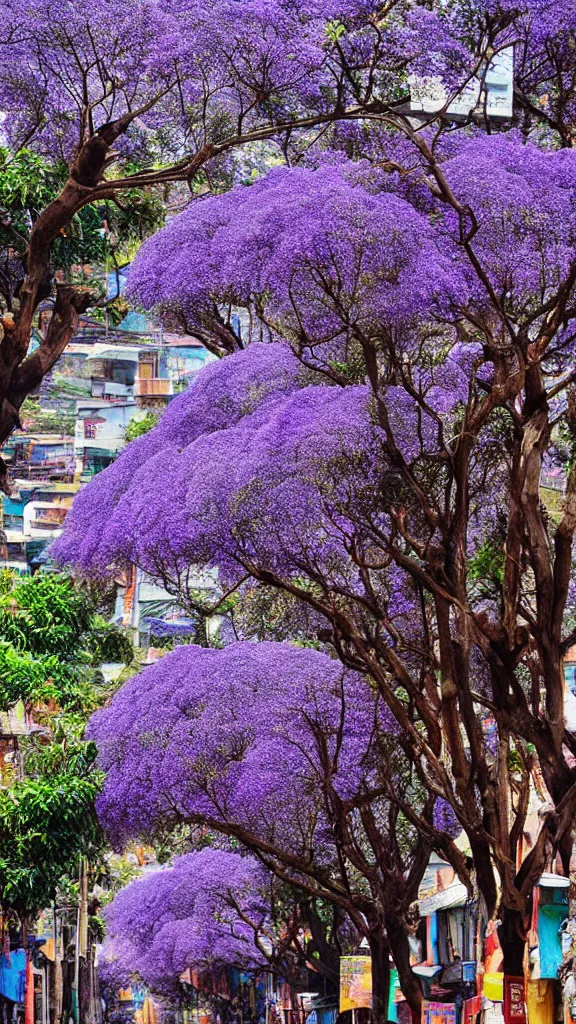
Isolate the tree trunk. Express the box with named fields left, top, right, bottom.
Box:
left=0, top=283, right=92, bottom=492
left=0, top=120, right=149, bottom=492
left=369, top=933, right=392, bottom=1024
left=386, top=918, right=423, bottom=1016
left=303, top=901, right=340, bottom=985
left=498, top=907, right=526, bottom=977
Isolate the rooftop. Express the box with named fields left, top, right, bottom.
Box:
left=85, top=344, right=143, bottom=360
left=10, top=433, right=75, bottom=444
left=25, top=481, right=81, bottom=494
left=76, top=399, right=136, bottom=410
left=65, top=335, right=205, bottom=357
left=3, top=529, right=26, bottom=542
left=26, top=500, right=70, bottom=509
left=9, top=479, right=80, bottom=494
left=163, top=334, right=206, bottom=349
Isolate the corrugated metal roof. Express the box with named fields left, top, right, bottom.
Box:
left=418, top=881, right=469, bottom=916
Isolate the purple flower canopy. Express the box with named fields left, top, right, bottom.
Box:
left=52, top=342, right=306, bottom=574
left=100, top=850, right=271, bottom=993
left=130, top=141, right=576, bottom=332
left=56, top=148, right=570, bottom=586
left=0, top=0, right=516, bottom=161
left=128, top=161, right=458, bottom=343
left=0, top=0, right=327, bottom=158
left=89, top=640, right=395, bottom=852
left=55, top=359, right=435, bottom=626
left=0, top=0, right=573, bottom=180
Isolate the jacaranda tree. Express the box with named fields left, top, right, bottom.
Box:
left=56, top=110, right=576, bottom=998
left=101, top=848, right=347, bottom=998
left=0, top=0, right=572, bottom=488
left=87, top=641, right=442, bottom=1014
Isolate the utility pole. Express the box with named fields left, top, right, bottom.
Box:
left=73, top=861, right=88, bottom=1024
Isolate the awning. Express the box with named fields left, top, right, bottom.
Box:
left=85, top=344, right=141, bottom=361
left=538, top=872, right=570, bottom=888
left=146, top=617, right=197, bottom=637
left=412, top=965, right=442, bottom=978
left=419, top=857, right=452, bottom=895
left=418, top=881, right=469, bottom=916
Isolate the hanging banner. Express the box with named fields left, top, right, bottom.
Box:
left=422, top=1001, right=457, bottom=1024
left=339, top=956, right=372, bottom=1012
left=504, top=977, right=526, bottom=1024
left=463, top=996, right=482, bottom=1024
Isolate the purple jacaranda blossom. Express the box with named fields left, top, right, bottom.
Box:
left=128, top=161, right=459, bottom=356
left=0, top=0, right=528, bottom=166
left=51, top=55, right=576, bottom=946
left=432, top=799, right=461, bottom=840
left=91, top=637, right=445, bottom=1008
left=89, top=641, right=398, bottom=852
left=52, top=343, right=309, bottom=574
left=100, top=850, right=272, bottom=993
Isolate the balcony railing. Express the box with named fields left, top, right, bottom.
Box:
left=13, top=464, right=75, bottom=482
left=135, top=378, right=173, bottom=397
left=91, top=379, right=133, bottom=400
left=30, top=520, right=66, bottom=531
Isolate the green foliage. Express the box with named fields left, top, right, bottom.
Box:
left=107, top=296, right=131, bottom=326
left=20, top=397, right=76, bottom=435
left=0, top=643, right=72, bottom=711
left=325, top=19, right=346, bottom=42
left=103, top=169, right=166, bottom=260
left=95, top=854, right=142, bottom=904
left=0, top=569, right=15, bottom=595
left=0, top=148, right=106, bottom=269
left=326, top=357, right=365, bottom=384
left=89, top=914, right=105, bottom=942
left=47, top=380, right=90, bottom=397
left=0, top=571, right=93, bottom=657
left=0, top=730, right=103, bottom=914
left=507, top=748, right=525, bottom=775
left=0, top=148, right=165, bottom=280
left=0, top=571, right=135, bottom=712
left=468, top=540, right=505, bottom=597
left=125, top=412, right=159, bottom=443
left=0, top=570, right=135, bottom=913
left=0, top=149, right=60, bottom=236
left=83, top=616, right=134, bottom=667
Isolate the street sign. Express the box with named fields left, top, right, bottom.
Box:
left=339, top=956, right=372, bottom=1012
